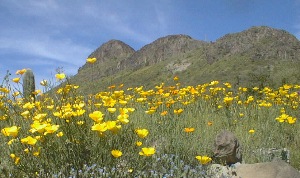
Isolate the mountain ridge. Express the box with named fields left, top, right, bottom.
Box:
left=119, top=34, right=207, bottom=70
left=68, top=26, right=300, bottom=94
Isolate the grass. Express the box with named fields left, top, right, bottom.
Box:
left=0, top=70, right=300, bottom=177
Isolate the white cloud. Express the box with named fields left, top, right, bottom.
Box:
left=79, top=2, right=155, bottom=45
left=4, top=0, right=59, bottom=16
left=0, top=35, right=92, bottom=66
left=0, top=0, right=176, bottom=86
left=1, top=0, right=170, bottom=55
left=0, top=1, right=92, bottom=67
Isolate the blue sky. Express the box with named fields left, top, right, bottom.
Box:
left=1, top=0, right=300, bottom=88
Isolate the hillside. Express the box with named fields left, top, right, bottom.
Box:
left=69, top=26, right=300, bottom=94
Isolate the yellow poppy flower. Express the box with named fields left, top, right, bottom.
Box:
left=111, top=150, right=122, bottom=158
left=107, top=108, right=117, bottom=113
left=223, top=96, right=234, bottom=105
left=12, top=78, right=20, bottom=83
left=106, top=121, right=121, bottom=133
left=86, top=57, right=97, bottom=64
left=44, top=125, right=59, bottom=135
left=7, top=139, right=16, bottom=145
left=1, top=126, right=20, bottom=137
left=55, top=73, right=66, bottom=80
left=249, top=129, right=255, bottom=134
left=174, top=108, right=184, bottom=115
left=21, top=136, right=38, bottom=145
left=91, top=123, right=107, bottom=132
left=0, top=87, right=9, bottom=93
left=136, top=141, right=142, bottom=146
left=161, top=111, right=168, bottom=116
left=287, top=117, right=296, bottom=124
left=184, top=127, right=195, bottom=133
left=135, top=129, right=149, bottom=138
left=56, top=131, right=64, bottom=137
left=16, top=69, right=26, bottom=75
left=89, top=111, right=104, bottom=123
left=139, top=147, right=155, bottom=156
left=195, top=156, right=212, bottom=165
left=24, top=148, right=30, bottom=154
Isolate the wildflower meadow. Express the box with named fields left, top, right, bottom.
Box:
left=0, top=59, right=300, bottom=177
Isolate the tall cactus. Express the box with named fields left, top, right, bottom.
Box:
left=23, top=68, right=35, bottom=101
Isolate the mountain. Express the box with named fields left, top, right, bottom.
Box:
left=73, top=40, right=135, bottom=87
left=68, top=26, right=300, bottom=94
left=118, top=34, right=206, bottom=70
left=205, top=26, right=300, bottom=62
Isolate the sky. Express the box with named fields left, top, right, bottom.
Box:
left=1, top=0, right=300, bottom=89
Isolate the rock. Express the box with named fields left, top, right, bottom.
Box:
left=233, top=159, right=300, bottom=178
left=213, top=130, right=242, bottom=165
left=207, top=160, right=300, bottom=178
left=207, top=164, right=235, bottom=178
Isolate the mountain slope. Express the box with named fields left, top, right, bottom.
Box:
left=69, top=26, right=300, bottom=94
left=183, top=26, right=300, bottom=87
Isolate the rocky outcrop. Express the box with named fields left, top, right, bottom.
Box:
left=213, top=130, right=242, bottom=165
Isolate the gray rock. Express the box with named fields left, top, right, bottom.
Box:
left=207, top=164, right=235, bottom=178
left=233, top=159, right=300, bottom=178
left=213, top=130, right=242, bottom=165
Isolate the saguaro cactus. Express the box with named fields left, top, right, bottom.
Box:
left=23, top=68, right=35, bottom=101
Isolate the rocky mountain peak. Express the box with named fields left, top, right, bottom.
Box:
left=206, top=26, right=300, bottom=61
left=118, top=34, right=207, bottom=70
left=78, top=40, right=135, bottom=72
left=88, top=40, right=135, bottom=63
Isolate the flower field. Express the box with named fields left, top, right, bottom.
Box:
left=0, top=66, right=300, bottom=177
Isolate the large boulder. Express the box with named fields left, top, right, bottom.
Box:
left=207, top=159, right=300, bottom=178
left=233, top=159, right=300, bottom=178
left=213, top=130, right=242, bottom=165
